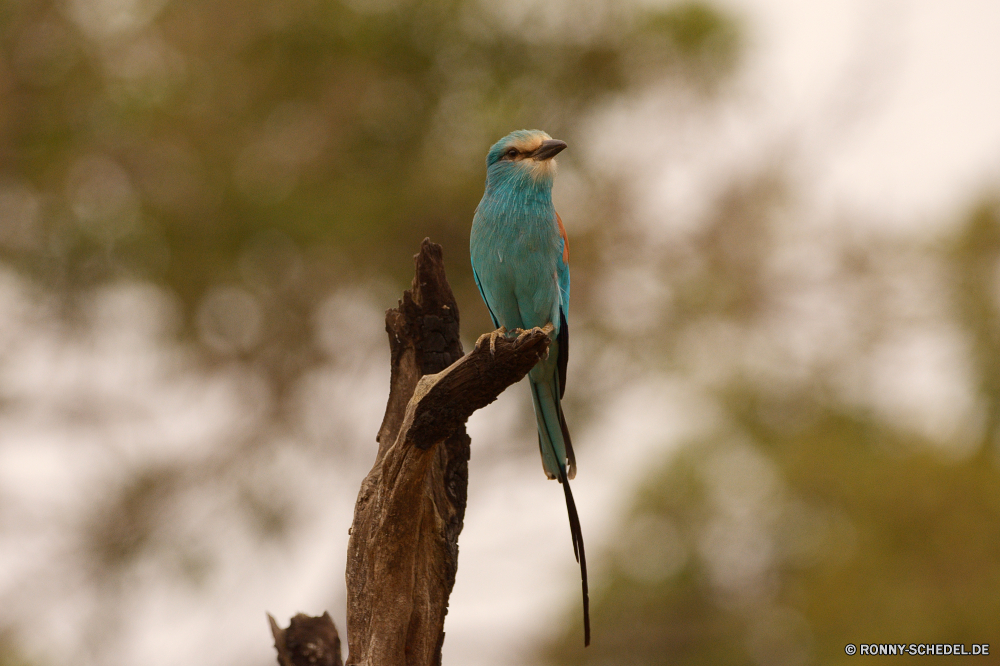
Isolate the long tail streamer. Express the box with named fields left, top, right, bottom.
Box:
left=556, top=461, right=590, bottom=646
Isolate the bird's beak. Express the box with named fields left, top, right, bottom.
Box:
left=531, top=139, right=567, bottom=161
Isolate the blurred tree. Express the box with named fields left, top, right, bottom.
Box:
left=9, top=0, right=997, bottom=663
left=0, top=0, right=742, bottom=417
left=541, top=180, right=1000, bottom=663
left=949, top=200, right=1000, bottom=446
left=0, top=0, right=738, bottom=329
left=0, top=1, right=743, bottom=664
left=544, top=393, right=1000, bottom=665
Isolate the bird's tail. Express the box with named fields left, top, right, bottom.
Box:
left=529, top=372, right=575, bottom=480
left=529, top=375, right=590, bottom=646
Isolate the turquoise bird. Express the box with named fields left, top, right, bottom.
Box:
left=470, top=129, right=589, bottom=646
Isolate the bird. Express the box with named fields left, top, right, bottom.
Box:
left=469, top=129, right=589, bottom=646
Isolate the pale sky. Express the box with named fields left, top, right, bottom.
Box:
left=725, top=0, right=1000, bottom=227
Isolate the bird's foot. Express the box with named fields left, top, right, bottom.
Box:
left=512, top=322, right=555, bottom=344
left=475, top=326, right=508, bottom=356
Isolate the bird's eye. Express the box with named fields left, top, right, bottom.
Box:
left=505, top=148, right=518, bottom=159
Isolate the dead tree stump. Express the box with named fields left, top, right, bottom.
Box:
left=271, top=239, right=551, bottom=666
left=269, top=612, right=343, bottom=666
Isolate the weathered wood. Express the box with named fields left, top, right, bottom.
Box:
left=344, top=239, right=550, bottom=666
left=268, top=239, right=549, bottom=666
left=269, top=612, right=343, bottom=666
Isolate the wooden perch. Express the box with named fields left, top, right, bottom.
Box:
left=272, top=239, right=551, bottom=666
left=346, top=239, right=550, bottom=665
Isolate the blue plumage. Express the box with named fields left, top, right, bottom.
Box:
left=470, top=129, right=589, bottom=646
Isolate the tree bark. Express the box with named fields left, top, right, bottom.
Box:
left=270, top=239, right=550, bottom=666
left=269, top=612, right=343, bottom=666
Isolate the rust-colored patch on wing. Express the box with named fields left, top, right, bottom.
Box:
left=556, top=211, right=569, bottom=264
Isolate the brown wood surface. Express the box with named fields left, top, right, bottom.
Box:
left=271, top=239, right=550, bottom=666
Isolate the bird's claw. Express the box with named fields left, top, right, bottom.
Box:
left=512, top=322, right=555, bottom=344
left=476, top=323, right=555, bottom=355
left=511, top=327, right=533, bottom=344
left=475, top=326, right=508, bottom=356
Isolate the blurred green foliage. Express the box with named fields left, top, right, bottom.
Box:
left=0, top=0, right=744, bottom=662
left=3, top=0, right=1000, bottom=664
left=0, top=0, right=741, bottom=415
left=542, top=190, right=1000, bottom=663
left=0, top=0, right=738, bottom=306
left=950, top=200, right=1000, bottom=441
left=546, top=397, right=1000, bottom=664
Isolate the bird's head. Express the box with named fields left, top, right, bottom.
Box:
left=485, top=129, right=567, bottom=189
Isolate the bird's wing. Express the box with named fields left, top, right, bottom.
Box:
left=555, top=211, right=570, bottom=398
left=472, top=263, right=500, bottom=329
left=555, top=211, right=570, bottom=305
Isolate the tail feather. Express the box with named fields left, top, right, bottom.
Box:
left=530, top=375, right=577, bottom=479
left=529, top=379, right=561, bottom=478
left=529, top=375, right=590, bottom=646
left=556, top=458, right=590, bottom=646
left=557, top=398, right=576, bottom=478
